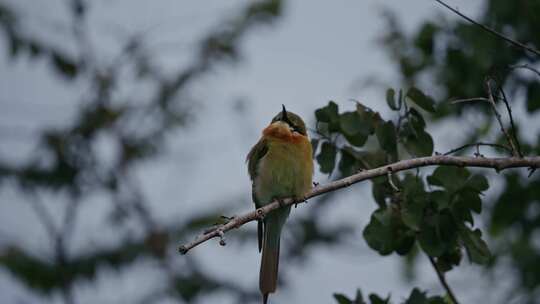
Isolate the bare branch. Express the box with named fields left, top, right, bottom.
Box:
left=486, top=81, right=520, bottom=157
left=443, top=142, right=512, bottom=156
left=450, top=97, right=490, bottom=104
left=434, top=0, right=540, bottom=57
left=428, top=255, right=459, bottom=304
left=495, top=84, right=523, bottom=157
left=26, top=191, right=58, bottom=238
left=178, top=155, right=540, bottom=254
left=509, top=64, right=540, bottom=79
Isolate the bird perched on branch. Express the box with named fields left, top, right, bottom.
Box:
left=247, top=105, right=313, bottom=303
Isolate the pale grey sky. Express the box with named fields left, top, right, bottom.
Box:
left=1, top=1, right=507, bottom=304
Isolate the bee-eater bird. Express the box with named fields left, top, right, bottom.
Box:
left=247, top=105, right=313, bottom=303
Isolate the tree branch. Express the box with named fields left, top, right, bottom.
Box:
left=178, top=155, right=540, bottom=254
left=434, top=0, right=540, bottom=57
left=509, top=64, right=540, bottom=79
left=495, top=83, right=522, bottom=157
left=485, top=81, right=520, bottom=157
left=450, top=97, right=489, bottom=104
left=428, top=255, right=459, bottom=304
left=443, top=142, right=512, bottom=156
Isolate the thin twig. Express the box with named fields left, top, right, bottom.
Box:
left=509, top=64, right=540, bottom=79
left=387, top=170, right=400, bottom=192
left=428, top=255, right=460, bottom=304
left=486, top=81, right=520, bottom=157
left=434, top=0, right=540, bottom=57
left=443, top=142, right=512, bottom=156
left=450, top=97, right=490, bottom=104
left=178, top=155, right=540, bottom=254
left=496, top=84, right=522, bottom=157
left=26, top=191, right=58, bottom=238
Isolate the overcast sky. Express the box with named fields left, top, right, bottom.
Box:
left=0, top=1, right=509, bottom=303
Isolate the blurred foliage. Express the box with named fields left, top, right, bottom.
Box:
left=0, top=0, right=356, bottom=303
left=334, top=288, right=445, bottom=304
left=0, top=0, right=308, bottom=303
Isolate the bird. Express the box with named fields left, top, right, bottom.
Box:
left=247, top=105, right=313, bottom=303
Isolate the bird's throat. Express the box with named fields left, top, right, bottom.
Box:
left=263, top=122, right=305, bottom=144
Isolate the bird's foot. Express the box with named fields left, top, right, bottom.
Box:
left=294, top=197, right=307, bottom=208
left=277, top=198, right=287, bottom=208
left=312, top=181, right=320, bottom=187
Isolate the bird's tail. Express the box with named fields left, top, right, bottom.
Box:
left=260, top=218, right=281, bottom=303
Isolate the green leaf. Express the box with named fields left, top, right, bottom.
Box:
left=427, top=166, right=470, bottom=192
left=317, top=122, right=330, bottom=137
left=401, top=174, right=428, bottom=230
left=339, top=111, right=370, bottom=146
left=355, top=289, right=367, bottom=304
left=403, top=288, right=446, bottom=304
left=339, top=148, right=358, bottom=177
left=418, top=212, right=457, bottom=257
left=401, top=197, right=426, bottom=230
left=317, top=142, right=337, bottom=174
left=404, top=289, right=428, bottom=304
left=430, top=190, right=451, bottom=211
left=363, top=208, right=414, bottom=256
left=451, top=198, right=475, bottom=225
left=455, top=189, right=482, bottom=214
left=526, top=81, right=540, bottom=113
left=406, top=87, right=435, bottom=113
left=427, top=297, right=446, bottom=304
left=435, top=247, right=462, bottom=272
left=376, top=121, right=398, bottom=160
left=363, top=209, right=395, bottom=255
left=334, top=294, right=353, bottom=304
left=408, top=108, right=426, bottom=129
left=372, top=177, right=392, bottom=208
left=458, top=225, right=491, bottom=265
left=395, top=234, right=416, bottom=256
left=403, top=129, right=434, bottom=157
left=345, top=133, right=368, bottom=147
left=418, top=221, right=445, bottom=257
left=465, top=174, right=489, bottom=192
left=356, top=103, right=378, bottom=135
left=357, top=150, right=388, bottom=169
left=316, top=101, right=339, bottom=123
left=369, top=294, right=391, bottom=304
left=339, top=112, right=363, bottom=135
left=428, top=168, right=486, bottom=216
left=386, top=88, right=399, bottom=110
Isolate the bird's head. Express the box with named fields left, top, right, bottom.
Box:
left=262, top=105, right=308, bottom=142
left=268, top=105, right=307, bottom=136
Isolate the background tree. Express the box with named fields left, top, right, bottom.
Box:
left=375, top=1, right=540, bottom=302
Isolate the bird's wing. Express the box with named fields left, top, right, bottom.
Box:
left=246, top=137, right=268, bottom=252
left=247, top=137, right=268, bottom=183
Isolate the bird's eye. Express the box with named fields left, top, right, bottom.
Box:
left=290, top=125, right=302, bottom=134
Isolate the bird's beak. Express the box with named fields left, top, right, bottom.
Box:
left=281, top=104, right=289, bottom=122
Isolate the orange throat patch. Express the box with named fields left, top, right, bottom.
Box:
left=262, top=122, right=306, bottom=144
